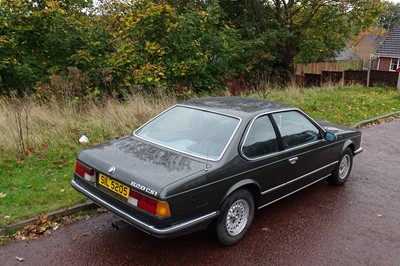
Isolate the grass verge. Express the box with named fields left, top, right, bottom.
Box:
left=0, top=85, right=399, bottom=228
left=254, top=84, right=400, bottom=126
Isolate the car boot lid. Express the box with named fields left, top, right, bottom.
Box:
left=77, top=135, right=208, bottom=197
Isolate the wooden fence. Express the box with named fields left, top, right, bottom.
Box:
left=297, top=70, right=399, bottom=88
left=295, top=61, right=364, bottom=75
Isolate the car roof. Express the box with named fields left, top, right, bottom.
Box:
left=181, top=97, right=295, bottom=119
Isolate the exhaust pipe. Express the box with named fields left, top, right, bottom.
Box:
left=112, top=220, right=128, bottom=230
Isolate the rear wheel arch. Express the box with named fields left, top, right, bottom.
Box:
left=221, top=180, right=260, bottom=208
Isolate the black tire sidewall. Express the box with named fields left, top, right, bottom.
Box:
left=215, top=189, right=255, bottom=246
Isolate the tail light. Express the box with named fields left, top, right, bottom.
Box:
left=128, top=190, right=171, bottom=217
left=74, top=161, right=95, bottom=182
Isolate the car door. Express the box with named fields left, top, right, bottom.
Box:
left=240, top=115, right=294, bottom=206
left=271, top=111, right=335, bottom=192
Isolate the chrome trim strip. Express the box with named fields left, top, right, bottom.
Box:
left=71, top=179, right=218, bottom=237
left=261, top=161, right=338, bottom=195
left=258, top=174, right=332, bottom=209
left=354, top=147, right=363, bottom=155
left=134, top=105, right=242, bottom=162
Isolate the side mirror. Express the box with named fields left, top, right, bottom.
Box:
left=325, top=132, right=337, bottom=142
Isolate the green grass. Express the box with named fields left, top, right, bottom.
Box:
left=0, top=146, right=86, bottom=228
left=0, top=85, right=399, bottom=228
left=258, top=85, right=400, bottom=126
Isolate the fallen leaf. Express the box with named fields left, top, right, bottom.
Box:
left=41, top=143, right=48, bottom=149
left=26, top=185, right=32, bottom=188
left=0, top=193, right=6, bottom=198
left=4, top=216, right=10, bottom=219
left=26, top=146, right=34, bottom=154
left=42, top=187, right=47, bottom=191
left=97, top=207, right=107, bottom=213
left=16, top=256, right=24, bottom=262
left=15, top=214, right=53, bottom=240
left=377, top=214, right=384, bottom=218
left=3, top=159, right=10, bottom=163
left=72, top=232, right=91, bottom=241
left=41, top=214, right=49, bottom=224
left=262, top=227, right=270, bottom=232
left=51, top=223, right=60, bottom=231
left=38, top=226, right=47, bottom=233
left=71, top=128, right=79, bottom=134
left=60, top=189, right=65, bottom=193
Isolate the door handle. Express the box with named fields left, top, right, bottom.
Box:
left=289, top=157, right=298, bottom=165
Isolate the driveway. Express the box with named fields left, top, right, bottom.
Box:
left=1, top=119, right=399, bottom=265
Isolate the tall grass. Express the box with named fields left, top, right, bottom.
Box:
left=1, top=84, right=399, bottom=158
left=0, top=94, right=177, bottom=158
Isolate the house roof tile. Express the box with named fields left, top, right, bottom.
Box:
left=376, top=24, right=400, bottom=57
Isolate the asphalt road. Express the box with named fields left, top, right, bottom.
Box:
left=1, top=119, right=399, bottom=266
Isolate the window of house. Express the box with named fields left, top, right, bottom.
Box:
left=390, top=58, right=400, bottom=71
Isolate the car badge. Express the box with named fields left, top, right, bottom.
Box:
left=108, top=166, right=116, bottom=175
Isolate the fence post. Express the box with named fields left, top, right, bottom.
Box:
left=397, top=72, right=400, bottom=91
left=368, top=54, right=379, bottom=88
left=342, top=71, right=345, bottom=86
left=367, top=55, right=373, bottom=87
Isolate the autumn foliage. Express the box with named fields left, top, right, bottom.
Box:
left=0, top=0, right=391, bottom=98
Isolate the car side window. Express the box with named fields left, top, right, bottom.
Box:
left=242, top=116, right=279, bottom=159
left=272, top=111, right=321, bottom=149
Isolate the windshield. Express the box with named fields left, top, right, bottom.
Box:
left=135, top=106, right=240, bottom=160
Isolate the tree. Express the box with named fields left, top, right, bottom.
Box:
left=0, top=0, right=111, bottom=95
left=266, top=0, right=385, bottom=78
left=106, top=0, right=241, bottom=94
left=219, top=0, right=276, bottom=76
left=219, top=0, right=384, bottom=83
left=379, top=1, right=400, bottom=30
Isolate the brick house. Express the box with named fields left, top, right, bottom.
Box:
left=354, top=35, right=384, bottom=62
left=376, top=24, right=400, bottom=71
left=335, top=35, right=382, bottom=62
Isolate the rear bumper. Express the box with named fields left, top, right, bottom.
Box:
left=71, top=177, right=218, bottom=237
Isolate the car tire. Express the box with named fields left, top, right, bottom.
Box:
left=212, top=189, right=255, bottom=246
left=327, top=147, right=353, bottom=186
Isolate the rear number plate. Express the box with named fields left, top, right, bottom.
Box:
left=98, top=173, right=130, bottom=199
